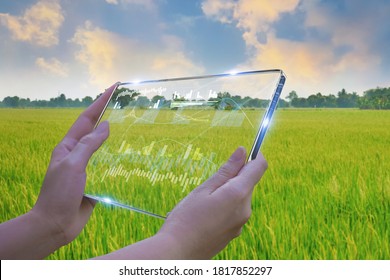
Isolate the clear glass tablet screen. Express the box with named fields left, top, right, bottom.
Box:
left=85, top=70, right=286, bottom=218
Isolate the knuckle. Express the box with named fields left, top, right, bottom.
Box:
left=225, top=183, right=248, bottom=201
left=231, top=210, right=251, bottom=239
left=61, top=156, right=77, bottom=169
left=79, top=134, right=94, bottom=146
left=51, top=144, right=62, bottom=158
left=242, top=207, right=252, bottom=223
left=217, top=164, right=235, bottom=180
left=233, top=227, right=243, bottom=238
left=259, top=156, right=268, bottom=171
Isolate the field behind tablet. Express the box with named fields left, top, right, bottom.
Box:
left=0, top=108, right=389, bottom=259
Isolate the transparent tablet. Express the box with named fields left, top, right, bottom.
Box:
left=85, top=69, right=286, bottom=218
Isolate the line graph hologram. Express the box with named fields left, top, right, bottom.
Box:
left=85, top=69, right=286, bottom=217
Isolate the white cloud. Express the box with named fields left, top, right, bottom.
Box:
left=202, top=0, right=299, bottom=49
left=201, top=0, right=236, bottom=24
left=0, top=0, right=64, bottom=47
left=105, top=0, right=119, bottom=4
left=201, top=0, right=387, bottom=96
left=71, top=21, right=204, bottom=89
left=301, top=0, right=383, bottom=73
left=105, top=0, right=157, bottom=11
left=36, top=57, right=68, bottom=77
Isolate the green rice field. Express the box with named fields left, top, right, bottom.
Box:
left=0, top=108, right=389, bottom=259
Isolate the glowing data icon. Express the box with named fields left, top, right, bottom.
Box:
left=85, top=69, right=286, bottom=218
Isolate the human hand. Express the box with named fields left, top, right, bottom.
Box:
left=157, top=147, right=268, bottom=259
left=94, top=147, right=267, bottom=260
left=30, top=83, right=117, bottom=247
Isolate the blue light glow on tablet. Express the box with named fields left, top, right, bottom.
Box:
left=102, top=197, right=112, bottom=204
left=262, top=117, right=270, bottom=128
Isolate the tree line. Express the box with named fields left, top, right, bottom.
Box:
left=286, top=87, right=390, bottom=109
left=0, top=93, right=95, bottom=108
left=1, top=86, right=389, bottom=109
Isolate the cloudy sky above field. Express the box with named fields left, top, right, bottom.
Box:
left=0, top=0, right=389, bottom=100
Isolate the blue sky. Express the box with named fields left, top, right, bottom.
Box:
left=0, top=0, right=389, bottom=100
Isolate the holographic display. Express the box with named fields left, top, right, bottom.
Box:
left=85, top=70, right=286, bottom=218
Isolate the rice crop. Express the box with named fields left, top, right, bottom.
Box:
left=0, top=108, right=389, bottom=259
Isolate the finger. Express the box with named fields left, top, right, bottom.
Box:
left=68, top=121, right=110, bottom=171
left=213, top=152, right=267, bottom=207
left=64, top=82, right=119, bottom=143
left=238, top=151, right=267, bottom=177
left=69, top=197, right=96, bottom=238
left=51, top=83, right=118, bottom=162
left=200, top=147, right=247, bottom=193
left=80, top=196, right=96, bottom=220
left=230, top=152, right=268, bottom=195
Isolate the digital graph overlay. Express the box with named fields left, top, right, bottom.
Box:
left=86, top=70, right=286, bottom=218
left=98, top=140, right=218, bottom=192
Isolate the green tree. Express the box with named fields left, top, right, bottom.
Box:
left=286, top=90, right=298, bottom=103
left=19, top=98, right=31, bottom=108
left=324, top=94, right=337, bottom=107
left=136, top=96, right=151, bottom=108
left=2, top=96, right=20, bottom=107
left=82, top=96, right=93, bottom=107
left=57, top=93, right=66, bottom=107
left=336, top=89, right=359, bottom=108
left=359, top=87, right=390, bottom=109
left=151, top=95, right=164, bottom=103
left=112, top=87, right=140, bottom=109
left=217, top=91, right=231, bottom=99
left=291, top=97, right=308, bottom=107
left=278, top=99, right=289, bottom=108
left=307, top=92, right=326, bottom=108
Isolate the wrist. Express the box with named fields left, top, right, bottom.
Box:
left=28, top=208, right=68, bottom=250
left=155, top=226, right=209, bottom=259
left=152, top=231, right=188, bottom=259
left=94, top=231, right=189, bottom=260
left=0, top=210, right=66, bottom=259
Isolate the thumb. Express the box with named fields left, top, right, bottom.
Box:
left=68, top=121, right=110, bottom=170
left=231, top=151, right=268, bottom=195
left=200, top=146, right=246, bottom=193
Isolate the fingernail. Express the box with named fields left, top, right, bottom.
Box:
left=105, top=82, right=120, bottom=93
left=230, top=146, right=246, bottom=161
